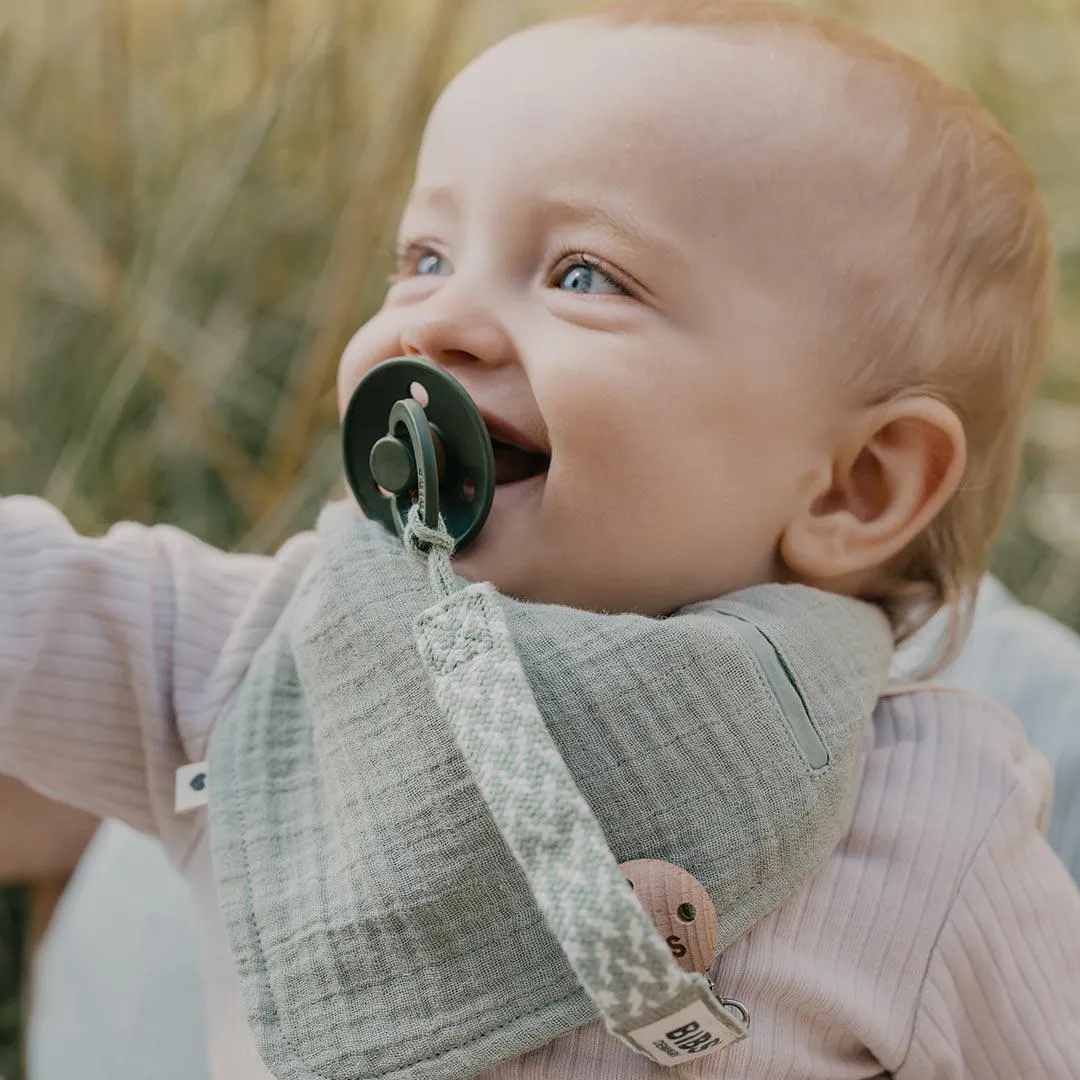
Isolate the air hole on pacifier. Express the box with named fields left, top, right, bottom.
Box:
left=462, top=477, right=476, bottom=504
left=677, top=903, right=697, bottom=923
left=409, top=381, right=429, bottom=408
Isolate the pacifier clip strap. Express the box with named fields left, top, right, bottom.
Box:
left=409, top=514, right=748, bottom=1066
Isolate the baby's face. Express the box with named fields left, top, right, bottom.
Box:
left=340, top=19, right=881, bottom=616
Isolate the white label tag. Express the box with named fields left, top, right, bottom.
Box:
left=174, top=760, right=209, bottom=814
left=625, top=999, right=741, bottom=1066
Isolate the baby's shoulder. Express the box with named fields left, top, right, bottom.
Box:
left=845, top=683, right=1052, bottom=889
left=873, top=680, right=1040, bottom=768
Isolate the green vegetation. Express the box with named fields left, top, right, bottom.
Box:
left=1, top=0, right=1077, bottom=1071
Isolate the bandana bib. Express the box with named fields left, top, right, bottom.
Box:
left=208, top=502, right=892, bottom=1079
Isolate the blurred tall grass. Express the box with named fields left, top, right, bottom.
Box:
left=0, top=0, right=1078, bottom=1074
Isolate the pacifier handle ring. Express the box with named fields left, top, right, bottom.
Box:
left=385, top=398, right=441, bottom=535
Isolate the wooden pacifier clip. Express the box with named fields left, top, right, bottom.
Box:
left=618, top=859, right=719, bottom=975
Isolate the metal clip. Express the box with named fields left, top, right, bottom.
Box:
left=705, top=970, right=751, bottom=1031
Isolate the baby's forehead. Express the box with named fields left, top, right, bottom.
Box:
left=415, top=19, right=910, bottom=289
left=424, top=21, right=842, bottom=188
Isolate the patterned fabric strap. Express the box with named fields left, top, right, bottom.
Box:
left=405, top=508, right=749, bottom=1066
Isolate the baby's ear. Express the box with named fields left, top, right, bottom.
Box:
left=780, top=395, right=966, bottom=588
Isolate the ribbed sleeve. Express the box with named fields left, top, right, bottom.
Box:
left=0, top=495, right=314, bottom=843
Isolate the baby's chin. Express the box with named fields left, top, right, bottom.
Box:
left=451, top=535, right=650, bottom=616
left=447, top=474, right=555, bottom=594
left=339, top=483, right=553, bottom=604
left=450, top=551, right=599, bottom=613
left=448, top=518, right=547, bottom=604
left=345, top=494, right=768, bottom=616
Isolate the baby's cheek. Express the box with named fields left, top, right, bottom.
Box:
left=552, top=374, right=649, bottom=458
left=336, top=318, right=397, bottom=420
left=336, top=334, right=367, bottom=419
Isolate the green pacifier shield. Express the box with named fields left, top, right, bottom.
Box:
left=342, top=358, right=495, bottom=549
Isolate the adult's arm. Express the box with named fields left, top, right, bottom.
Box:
left=0, top=776, right=97, bottom=883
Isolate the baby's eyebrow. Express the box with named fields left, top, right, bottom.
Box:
left=403, top=183, right=460, bottom=226
left=539, top=194, right=686, bottom=271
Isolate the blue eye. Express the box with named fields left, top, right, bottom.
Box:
left=556, top=261, right=625, bottom=295
left=416, top=251, right=449, bottom=276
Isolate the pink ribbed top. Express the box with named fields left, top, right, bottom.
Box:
left=3, top=495, right=1080, bottom=1079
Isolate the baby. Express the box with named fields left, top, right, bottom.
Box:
left=3, top=1, right=1080, bottom=1077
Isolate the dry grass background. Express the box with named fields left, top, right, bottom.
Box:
left=0, top=0, right=1078, bottom=1073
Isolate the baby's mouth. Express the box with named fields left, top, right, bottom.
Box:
left=491, top=439, right=550, bottom=485
left=479, top=409, right=550, bottom=486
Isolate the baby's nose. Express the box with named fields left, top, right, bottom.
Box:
left=400, top=300, right=517, bottom=372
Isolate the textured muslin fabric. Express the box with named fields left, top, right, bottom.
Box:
left=208, top=502, right=892, bottom=1080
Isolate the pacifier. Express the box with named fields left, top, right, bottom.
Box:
left=341, top=357, right=496, bottom=550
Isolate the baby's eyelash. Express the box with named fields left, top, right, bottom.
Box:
left=548, top=249, right=639, bottom=299
left=388, top=241, right=641, bottom=299
left=388, top=240, right=441, bottom=284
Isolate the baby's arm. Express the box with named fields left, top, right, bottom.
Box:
left=897, top=740, right=1080, bottom=1078
left=0, top=495, right=314, bottom=840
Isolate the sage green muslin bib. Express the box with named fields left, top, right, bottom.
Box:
left=208, top=502, right=892, bottom=1080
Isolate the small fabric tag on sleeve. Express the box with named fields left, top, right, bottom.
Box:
left=175, top=760, right=209, bottom=814
left=623, top=999, right=743, bottom=1066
